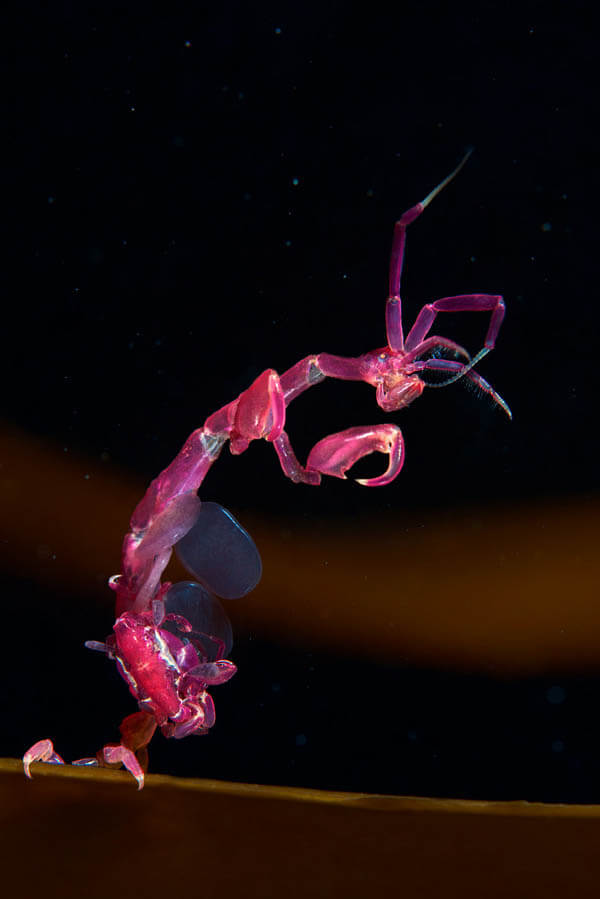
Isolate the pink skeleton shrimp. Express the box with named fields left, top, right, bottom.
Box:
left=24, top=151, right=510, bottom=788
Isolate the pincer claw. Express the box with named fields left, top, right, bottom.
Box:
left=23, top=739, right=65, bottom=779
left=306, top=424, right=405, bottom=487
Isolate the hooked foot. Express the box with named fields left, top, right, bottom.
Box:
left=79, top=711, right=158, bottom=790
left=23, top=711, right=157, bottom=790
left=23, top=739, right=65, bottom=779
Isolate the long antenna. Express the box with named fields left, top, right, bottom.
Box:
left=420, top=147, right=473, bottom=210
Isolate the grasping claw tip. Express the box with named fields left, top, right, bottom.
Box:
left=354, top=472, right=393, bottom=488
left=23, top=739, right=65, bottom=779
left=103, top=745, right=146, bottom=790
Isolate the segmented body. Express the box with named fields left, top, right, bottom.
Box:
left=24, top=153, right=510, bottom=788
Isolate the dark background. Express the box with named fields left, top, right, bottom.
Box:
left=3, top=2, right=598, bottom=800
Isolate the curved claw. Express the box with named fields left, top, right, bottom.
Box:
left=98, top=710, right=157, bottom=788
left=103, top=745, right=146, bottom=790
left=23, top=739, right=65, bottom=779
left=306, top=424, right=405, bottom=487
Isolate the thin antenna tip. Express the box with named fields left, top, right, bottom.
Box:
left=421, top=148, right=474, bottom=209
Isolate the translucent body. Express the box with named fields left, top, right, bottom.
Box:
left=163, top=580, right=234, bottom=660
left=174, top=502, right=262, bottom=599
left=24, top=153, right=511, bottom=789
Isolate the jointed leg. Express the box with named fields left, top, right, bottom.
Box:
left=405, top=294, right=506, bottom=354
left=273, top=431, right=321, bottom=484
left=23, top=739, right=65, bottom=778
left=402, top=335, right=471, bottom=365
left=278, top=353, right=366, bottom=405
left=273, top=353, right=373, bottom=484
left=273, top=422, right=406, bottom=487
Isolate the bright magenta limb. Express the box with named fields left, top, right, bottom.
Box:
left=102, top=745, right=145, bottom=790
left=23, top=739, right=65, bottom=778
left=273, top=431, right=321, bottom=484
left=306, top=424, right=405, bottom=486
left=405, top=294, right=506, bottom=354
left=402, top=335, right=470, bottom=365
left=99, top=711, right=158, bottom=789
left=278, top=353, right=365, bottom=405
left=278, top=355, right=326, bottom=404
